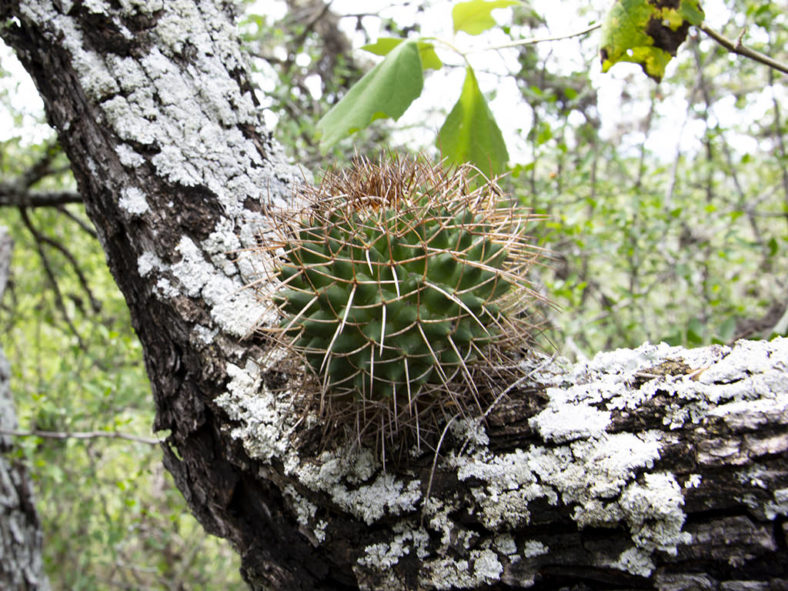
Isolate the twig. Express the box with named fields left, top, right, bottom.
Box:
left=0, top=427, right=162, bottom=445
left=475, top=22, right=602, bottom=53
left=0, top=186, right=82, bottom=207
left=19, top=207, right=85, bottom=348
left=56, top=205, right=98, bottom=239
left=34, top=230, right=102, bottom=313
left=699, top=24, right=788, bottom=75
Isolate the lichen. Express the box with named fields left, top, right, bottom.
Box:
left=119, top=186, right=149, bottom=216
left=610, top=546, right=655, bottom=577
left=529, top=401, right=611, bottom=443
left=765, top=487, right=788, bottom=520
left=215, top=361, right=294, bottom=463
left=358, top=528, right=428, bottom=569
left=170, top=236, right=266, bottom=338
left=619, top=472, right=690, bottom=554
left=137, top=252, right=162, bottom=278
left=296, top=465, right=422, bottom=525
left=419, top=549, right=502, bottom=590
left=522, top=540, right=548, bottom=558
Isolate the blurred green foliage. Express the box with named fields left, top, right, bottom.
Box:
left=0, top=76, right=243, bottom=591
left=0, top=0, right=786, bottom=588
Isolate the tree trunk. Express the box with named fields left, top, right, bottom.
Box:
left=1, top=2, right=786, bottom=589
left=0, top=228, right=50, bottom=591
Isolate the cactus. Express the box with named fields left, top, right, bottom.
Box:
left=266, top=156, right=540, bottom=448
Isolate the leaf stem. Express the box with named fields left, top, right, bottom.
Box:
left=698, top=24, right=788, bottom=76
left=421, top=36, right=472, bottom=66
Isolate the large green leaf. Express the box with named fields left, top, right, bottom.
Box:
left=452, top=0, right=519, bottom=36
left=361, top=38, right=443, bottom=71
left=317, top=40, right=424, bottom=146
left=600, top=0, right=704, bottom=82
left=437, top=66, right=509, bottom=175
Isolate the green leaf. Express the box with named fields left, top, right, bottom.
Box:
left=687, top=317, right=704, bottom=345
left=316, top=40, right=424, bottom=146
left=416, top=43, right=443, bottom=71
left=767, top=237, right=779, bottom=257
left=362, top=38, right=443, bottom=71
left=437, top=66, right=509, bottom=175
left=600, top=0, right=705, bottom=82
left=361, top=37, right=404, bottom=56
left=716, top=316, right=737, bottom=342
left=452, top=0, right=519, bottom=36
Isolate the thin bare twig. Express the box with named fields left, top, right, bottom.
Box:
left=477, top=22, right=602, bottom=53
left=699, top=24, right=788, bottom=75
left=18, top=207, right=85, bottom=347
left=0, top=427, right=162, bottom=445
left=56, top=205, right=98, bottom=239
left=34, top=230, right=101, bottom=313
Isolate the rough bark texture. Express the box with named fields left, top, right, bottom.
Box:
left=0, top=2, right=786, bottom=590
left=0, top=228, right=50, bottom=591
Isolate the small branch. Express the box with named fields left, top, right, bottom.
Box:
left=56, top=205, right=98, bottom=239
left=699, top=24, right=788, bottom=75
left=19, top=142, right=61, bottom=187
left=34, top=229, right=102, bottom=313
left=0, top=427, right=162, bottom=446
left=0, top=186, right=82, bottom=208
left=475, top=22, right=602, bottom=53
left=19, top=207, right=85, bottom=348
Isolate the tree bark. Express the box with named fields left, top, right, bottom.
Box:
left=0, top=2, right=786, bottom=590
left=0, top=228, right=50, bottom=591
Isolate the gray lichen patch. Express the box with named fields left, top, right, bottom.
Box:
left=418, top=549, right=503, bottom=590
left=620, top=473, right=690, bottom=554
left=169, top=236, right=266, bottom=338
left=453, top=428, right=665, bottom=536
left=358, top=527, right=430, bottom=570
left=118, top=186, right=149, bottom=216
left=215, top=360, right=296, bottom=463
left=294, top=458, right=423, bottom=525
left=529, top=402, right=610, bottom=443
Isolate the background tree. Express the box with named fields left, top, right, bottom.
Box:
left=0, top=227, right=49, bottom=591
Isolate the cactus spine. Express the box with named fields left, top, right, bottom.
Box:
left=266, top=156, right=540, bottom=449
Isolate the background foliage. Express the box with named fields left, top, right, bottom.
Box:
left=0, top=0, right=785, bottom=587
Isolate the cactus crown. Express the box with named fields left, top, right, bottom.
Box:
left=263, top=156, right=542, bottom=453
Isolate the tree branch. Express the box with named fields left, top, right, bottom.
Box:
left=0, top=427, right=162, bottom=446
left=18, top=207, right=86, bottom=347
left=699, top=24, right=788, bottom=75
left=0, top=186, right=82, bottom=207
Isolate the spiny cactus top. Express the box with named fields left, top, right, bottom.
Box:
left=264, top=156, right=541, bottom=450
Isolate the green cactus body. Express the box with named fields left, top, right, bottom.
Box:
left=266, top=157, right=539, bottom=446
